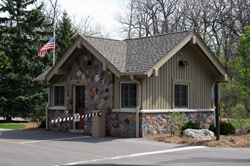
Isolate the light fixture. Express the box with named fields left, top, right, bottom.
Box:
left=179, top=60, right=189, bottom=66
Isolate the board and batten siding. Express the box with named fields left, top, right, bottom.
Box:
left=142, top=46, right=213, bottom=110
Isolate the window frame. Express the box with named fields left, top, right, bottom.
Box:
left=172, top=79, right=191, bottom=109
left=53, top=84, right=66, bottom=107
left=120, top=82, right=137, bottom=108
left=174, top=84, right=189, bottom=108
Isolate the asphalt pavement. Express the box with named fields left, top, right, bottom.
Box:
left=0, top=129, right=249, bottom=166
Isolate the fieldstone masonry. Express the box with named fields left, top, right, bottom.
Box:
left=48, top=109, right=72, bottom=131
left=107, top=112, right=136, bottom=137
left=140, top=112, right=214, bottom=137
left=49, top=49, right=114, bottom=134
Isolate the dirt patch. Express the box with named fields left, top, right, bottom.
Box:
left=146, top=132, right=250, bottom=148
left=22, top=122, right=45, bottom=131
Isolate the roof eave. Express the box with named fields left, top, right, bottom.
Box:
left=79, top=37, right=121, bottom=78
left=122, top=72, right=147, bottom=76
left=146, top=32, right=194, bottom=77
left=45, top=35, right=122, bottom=82
left=45, top=35, right=83, bottom=82
left=193, top=31, right=232, bottom=81
left=145, top=31, right=232, bottom=82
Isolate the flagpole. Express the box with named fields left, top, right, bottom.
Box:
left=53, top=24, right=56, bottom=66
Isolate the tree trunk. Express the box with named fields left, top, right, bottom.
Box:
left=6, top=115, right=12, bottom=123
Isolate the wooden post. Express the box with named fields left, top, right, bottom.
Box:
left=215, top=83, right=220, bottom=140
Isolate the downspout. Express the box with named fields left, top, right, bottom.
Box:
left=46, top=86, right=51, bottom=130
left=130, top=75, right=141, bottom=138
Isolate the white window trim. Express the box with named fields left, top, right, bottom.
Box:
left=172, top=79, right=192, bottom=109
left=120, top=81, right=137, bottom=109
left=112, top=108, right=137, bottom=113
left=52, top=84, right=66, bottom=107
left=48, top=106, right=67, bottom=110
left=112, top=109, right=214, bottom=113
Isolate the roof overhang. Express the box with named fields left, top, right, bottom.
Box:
left=45, top=35, right=121, bottom=82
left=146, top=31, right=232, bottom=82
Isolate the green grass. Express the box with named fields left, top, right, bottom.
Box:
left=230, top=120, right=250, bottom=128
left=0, top=124, right=25, bottom=130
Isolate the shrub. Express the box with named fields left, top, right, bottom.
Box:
left=209, top=121, right=235, bottom=135
left=39, top=117, right=46, bottom=128
left=180, top=121, right=200, bottom=135
left=168, top=112, right=185, bottom=136
left=231, top=103, right=248, bottom=132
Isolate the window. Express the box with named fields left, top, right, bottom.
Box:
left=54, top=86, right=65, bottom=106
left=175, top=84, right=188, bottom=108
left=121, top=83, right=136, bottom=108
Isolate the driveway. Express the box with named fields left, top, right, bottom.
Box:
left=0, top=129, right=249, bottom=166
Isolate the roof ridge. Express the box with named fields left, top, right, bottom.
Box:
left=124, top=30, right=192, bottom=41
left=81, top=35, right=122, bottom=41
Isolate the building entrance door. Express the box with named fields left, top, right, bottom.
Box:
left=76, top=86, right=85, bottom=129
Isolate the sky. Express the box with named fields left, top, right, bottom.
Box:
left=59, top=0, right=128, bottom=39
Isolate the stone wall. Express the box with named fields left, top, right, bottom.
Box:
left=104, top=111, right=214, bottom=138
left=49, top=49, right=113, bottom=133
left=140, top=111, right=214, bottom=137
left=106, top=112, right=136, bottom=137
left=48, top=109, right=72, bottom=131
left=66, top=50, right=113, bottom=134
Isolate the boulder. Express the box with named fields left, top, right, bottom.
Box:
left=183, top=129, right=214, bottom=141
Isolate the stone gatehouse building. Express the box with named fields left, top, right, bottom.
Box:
left=36, top=31, right=231, bottom=137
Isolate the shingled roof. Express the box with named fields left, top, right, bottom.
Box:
left=81, top=36, right=127, bottom=72
left=82, top=31, right=191, bottom=73
left=35, top=30, right=231, bottom=82
left=34, top=67, right=52, bottom=81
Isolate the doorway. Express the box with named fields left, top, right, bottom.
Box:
left=76, top=86, right=85, bottom=129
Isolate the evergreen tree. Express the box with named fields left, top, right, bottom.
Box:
left=55, top=11, right=76, bottom=61
left=0, top=0, right=49, bottom=121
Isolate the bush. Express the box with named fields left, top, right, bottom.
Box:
left=169, top=112, right=185, bottom=136
left=180, top=121, right=200, bottom=135
left=231, top=103, right=248, bottom=132
left=209, top=121, right=235, bottom=135
left=39, top=117, right=46, bottom=128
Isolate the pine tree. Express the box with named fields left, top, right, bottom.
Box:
left=0, top=0, right=49, bottom=121
left=56, top=11, right=76, bottom=61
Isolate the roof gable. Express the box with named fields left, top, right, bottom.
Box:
left=38, top=30, right=231, bottom=82
left=125, top=31, right=191, bottom=73
left=82, top=36, right=127, bottom=72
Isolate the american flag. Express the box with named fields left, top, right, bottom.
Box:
left=38, top=36, right=55, bottom=57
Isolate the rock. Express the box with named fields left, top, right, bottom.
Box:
left=145, top=115, right=150, bottom=120
left=183, top=129, right=214, bottom=141
left=95, top=75, right=100, bottom=82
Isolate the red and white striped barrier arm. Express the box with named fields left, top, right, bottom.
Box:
left=51, top=112, right=102, bottom=124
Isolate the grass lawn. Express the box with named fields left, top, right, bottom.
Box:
left=230, top=119, right=250, bottom=129
left=0, top=124, right=25, bottom=130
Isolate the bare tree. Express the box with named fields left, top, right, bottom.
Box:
left=116, top=0, right=250, bottom=72
left=72, top=15, right=110, bottom=38
left=39, top=0, right=62, bottom=32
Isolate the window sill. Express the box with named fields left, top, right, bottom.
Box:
left=112, top=108, right=137, bottom=113
left=112, top=109, right=215, bottom=113
left=140, top=109, right=215, bottom=113
left=48, top=106, right=67, bottom=110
